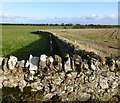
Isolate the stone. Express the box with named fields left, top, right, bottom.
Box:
left=43, top=93, right=55, bottom=101
left=24, top=72, right=34, bottom=81
left=86, top=87, right=94, bottom=94
left=59, top=84, right=67, bottom=93
left=66, top=73, right=72, bottom=78
left=51, top=84, right=57, bottom=92
left=73, top=55, right=82, bottom=72
left=115, top=72, right=120, bottom=77
left=2, top=79, right=18, bottom=88
left=112, top=81, right=118, bottom=89
left=82, top=61, right=89, bottom=71
left=53, top=77, right=63, bottom=85
left=91, top=63, right=96, bottom=71
left=109, top=66, right=116, bottom=72
left=46, top=56, right=54, bottom=71
left=90, top=58, right=96, bottom=71
left=8, top=55, right=18, bottom=70
left=30, top=82, right=43, bottom=91
left=89, top=74, right=96, bottom=82
left=71, top=58, right=75, bottom=70
left=25, top=60, right=29, bottom=68
left=106, top=59, right=116, bottom=72
left=59, top=72, right=65, bottom=80
left=54, top=55, right=62, bottom=63
left=67, top=92, right=76, bottom=101
left=10, top=79, right=18, bottom=87
left=101, top=70, right=108, bottom=77
left=74, top=55, right=82, bottom=65
left=40, top=54, right=47, bottom=62
left=29, top=55, right=39, bottom=71
left=44, top=85, right=50, bottom=94
left=17, top=60, right=25, bottom=68
left=2, top=58, right=9, bottom=73
left=29, top=70, right=36, bottom=75
left=0, top=69, right=3, bottom=75
left=2, top=80, right=9, bottom=87
left=0, top=76, right=7, bottom=88
left=100, top=77, right=109, bottom=89
left=107, top=71, right=115, bottom=79
left=116, top=58, right=120, bottom=69
left=110, top=88, right=119, bottom=96
left=64, top=57, right=72, bottom=72
left=82, top=61, right=92, bottom=76
left=18, top=80, right=27, bottom=92
left=77, top=92, right=91, bottom=101
left=54, top=55, right=62, bottom=71
left=0, top=57, right=3, bottom=69
left=66, top=85, right=73, bottom=93
left=39, top=54, right=47, bottom=70
left=47, top=56, right=54, bottom=64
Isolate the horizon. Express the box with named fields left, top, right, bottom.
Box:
left=1, top=2, right=118, bottom=25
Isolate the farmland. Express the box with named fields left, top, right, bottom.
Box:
left=49, top=29, right=119, bottom=58
left=1, top=25, right=119, bottom=60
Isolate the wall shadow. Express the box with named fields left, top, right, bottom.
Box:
left=6, top=31, right=51, bottom=60
left=5, top=30, right=62, bottom=60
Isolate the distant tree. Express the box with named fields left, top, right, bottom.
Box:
left=61, top=23, right=64, bottom=26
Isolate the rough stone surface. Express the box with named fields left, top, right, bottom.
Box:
left=8, top=56, right=18, bottom=70
left=17, top=60, right=25, bottom=68
left=29, top=55, right=39, bottom=71
left=0, top=57, right=3, bottom=69
left=64, top=57, right=72, bottom=72
left=0, top=54, right=119, bottom=102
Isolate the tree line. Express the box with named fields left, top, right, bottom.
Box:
left=1, top=23, right=119, bottom=28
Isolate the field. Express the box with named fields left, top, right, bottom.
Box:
left=2, top=25, right=119, bottom=60
left=2, top=25, right=68, bottom=60
left=49, top=29, right=119, bottom=58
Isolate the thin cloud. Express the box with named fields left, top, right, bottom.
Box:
left=0, top=13, right=118, bottom=25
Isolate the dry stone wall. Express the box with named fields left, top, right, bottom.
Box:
left=48, top=30, right=102, bottom=63
left=51, top=32, right=77, bottom=55
left=0, top=31, right=120, bottom=102
left=0, top=53, right=120, bottom=102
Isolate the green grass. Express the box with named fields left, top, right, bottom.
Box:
left=2, top=25, right=67, bottom=30
left=2, top=25, right=66, bottom=60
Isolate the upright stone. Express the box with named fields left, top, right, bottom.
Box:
left=73, top=55, right=82, bottom=72
left=109, top=59, right=116, bottom=72
left=2, top=58, right=8, bottom=72
left=54, top=55, right=62, bottom=71
left=29, top=55, right=39, bottom=71
left=64, top=54, right=72, bottom=72
left=115, top=58, right=120, bottom=70
left=8, top=56, right=18, bottom=70
left=47, top=56, right=54, bottom=64
left=47, top=56, right=54, bottom=70
left=39, top=54, right=47, bottom=69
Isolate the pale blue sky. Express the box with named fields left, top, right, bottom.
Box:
left=1, top=2, right=118, bottom=24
